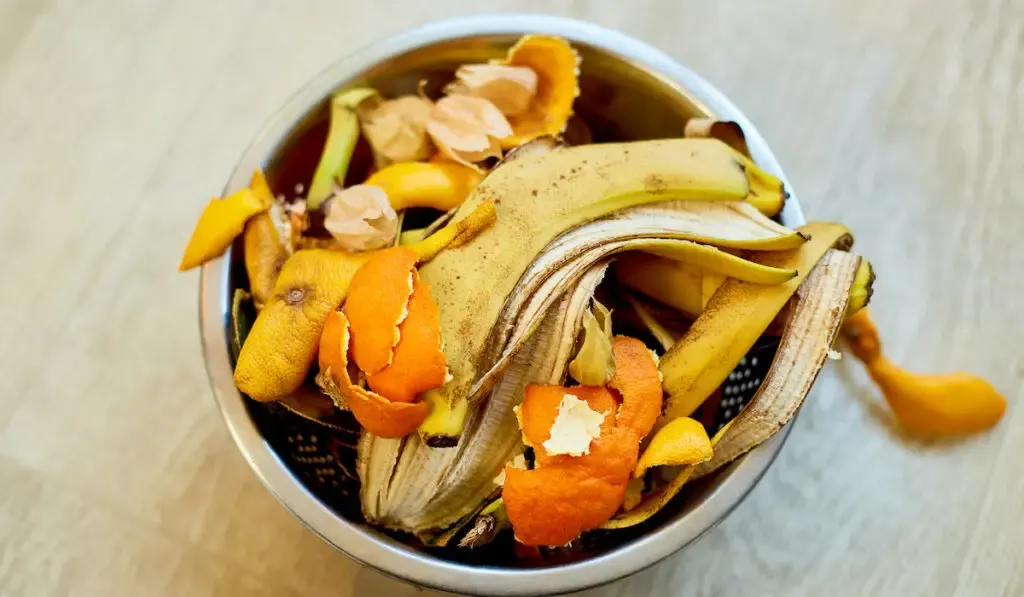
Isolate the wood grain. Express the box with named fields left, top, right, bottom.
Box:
left=0, top=0, right=1020, bottom=595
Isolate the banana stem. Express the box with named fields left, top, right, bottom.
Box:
left=307, top=88, right=378, bottom=210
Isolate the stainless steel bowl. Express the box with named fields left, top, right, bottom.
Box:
left=200, top=14, right=805, bottom=596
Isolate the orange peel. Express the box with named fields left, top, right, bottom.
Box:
left=503, top=426, right=638, bottom=546
left=364, top=161, right=483, bottom=212
left=608, top=336, right=664, bottom=439
left=343, top=246, right=419, bottom=375
left=499, top=34, right=580, bottom=148
left=179, top=185, right=269, bottom=271
left=843, top=309, right=1007, bottom=436
left=319, top=310, right=428, bottom=438
left=366, top=272, right=447, bottom=403
left=519, top=385, right=618, bottom=467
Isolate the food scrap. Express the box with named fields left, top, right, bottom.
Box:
left=178, top=31, right=1002, bottom=559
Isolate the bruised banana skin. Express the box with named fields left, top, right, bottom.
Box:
left=416, top=139, right=787, bottom=443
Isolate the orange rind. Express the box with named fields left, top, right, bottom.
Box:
left=503, top=426, right=638, bottom=546
left=499, top=35, right=580, bottom=148
left=519, top=385, right=618, bottom=466
left=344, top=246, right=419, bottom=374
left=608, top=336, right=664, bottom=439
left=366, top=272, right=447, bottom=403
left=320, top=310, right=428, bottom=438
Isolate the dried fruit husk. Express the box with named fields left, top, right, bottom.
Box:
left=567, top=300, right=615, bottom=385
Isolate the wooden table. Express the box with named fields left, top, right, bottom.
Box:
left=1, top=1, right=1020, bottom=595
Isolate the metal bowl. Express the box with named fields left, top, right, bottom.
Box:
left=200, top=14, right=805, bottom=596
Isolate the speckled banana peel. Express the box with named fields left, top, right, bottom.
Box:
left=606, top=249, right=866, bottom=528
left=413, top=139, right=791, bottom=445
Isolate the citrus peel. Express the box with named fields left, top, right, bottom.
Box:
left=633, top=417, right=712, bottom=478
left=518, top=385, right=618, bottom=466
left=843, top=309, right=1006, bottom=436
left=242, top=169, right=291, bottom=309
left=179, top=185, right=269, bottom=271
left=609, top=335, right=664, bottom=439
left=343, top=246, right=418, bottom=375
left=365, top=271, right=447, bottom=403
left=503, top=426, right=639, bottom=546
left=318, top=310, right=428, bottom=437
left=498, top=34, right=580, bottom=147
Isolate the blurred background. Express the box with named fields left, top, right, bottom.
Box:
left=0, top=0, right=1021, bottom=595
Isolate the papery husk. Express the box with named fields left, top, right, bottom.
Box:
left=357, top=94, right=435, bottom=167
left=567, top=299, right=615, bottom=385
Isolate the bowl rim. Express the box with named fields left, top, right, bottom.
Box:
left=199, top=13, right=805, bottom=596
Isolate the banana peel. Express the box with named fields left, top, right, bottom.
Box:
left=659, top=222, right=853, bottom=422
left=605, top=249, right=861, bottom=528
left=307, top=87, right=378, bottom=209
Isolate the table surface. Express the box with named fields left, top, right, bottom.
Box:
left=1, top=1, right=1021, bottom=596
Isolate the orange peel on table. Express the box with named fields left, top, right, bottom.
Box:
left=365, top=271, right=447, bottom=403
left=318, top=311, right=428, bottom=438
left=498, top=34, right=581, bottom=148
left=608, top=335, right=664, bottom=439
left=633, top=416, right=712, bottom=479
left=179, top=182, right=270, bottom=271
left=343, top=246, right=419, bottom=375
left=233, top=200, right=496, bottom=403
left=843, top=309, right=1007, bottom=436
left=364, top=161, right=483, bottom=212
left=503, top=426, right=639, bottom=547
left=518, top=385, right=619, bottom=467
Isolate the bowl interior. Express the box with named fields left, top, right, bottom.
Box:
left=218, top=26, right=788, bottom=585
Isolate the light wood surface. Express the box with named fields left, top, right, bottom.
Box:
left=1, top=1, right=1021, bottom=595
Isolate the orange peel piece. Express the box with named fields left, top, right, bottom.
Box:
left=179, top=185, right=269, bottom=271
left=364, top=161, right=483, bottom=212
left=503, top=426, right=639, bottom=546
left=519, top=385, right=619, bottom=467
left=609, top=336, right=664, bottom=439
left=633, top=416, right=712, bottom=478
left=320, top=310, right=428, bottom=438
left=343, top=246, right=418, bottom=374
left=499, top=34, right=580, bottom=148
left=843, top=309, right=1007, bottom=436
left=366, top=272, right=447, bottom=403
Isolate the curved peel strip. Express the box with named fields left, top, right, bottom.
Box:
left=499, top=34, right=581, bottom=147
left=243, top=168, right=291, bottom=308
left=366, top=272, right=447, bottom=403
left=659, top=222, right=853, bottom=421
left=633, top=417, right=712, bottom=478
left=692, top=250, right=859, bottom=474
left=321, top=310, right=428, bottom=438
left=307, top=87, right=378, bottom=209
left=365, top=161, right=483, bottom=212
left=344, top=247, right=418, bottom=374
left=609, top=336, right=664, bottom=440
left=179, top=187, right=268, bottom=271
left=643, top=241, right=797, bottom=285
